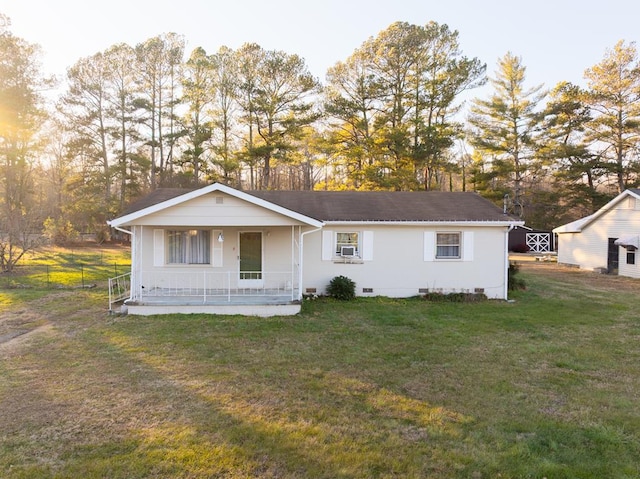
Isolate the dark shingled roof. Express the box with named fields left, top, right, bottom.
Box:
left=250, top=190, right=511, bottom=222
left=119, top=187, right=515, bottom=223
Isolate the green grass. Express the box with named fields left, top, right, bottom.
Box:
left=0, top=262, right=639, bottom=478
left=1, top=244, right=130, bottom=288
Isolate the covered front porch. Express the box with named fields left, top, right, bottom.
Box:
left=113, top=224, right=313, bottom=316
left=107, top=183, right=324, bottom=316
left=124, top=269, right=302, bottom=316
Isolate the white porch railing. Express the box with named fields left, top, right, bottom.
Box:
left=108, top=272, right=131, bottom=311
left=136, top=270, right=298, bottom=303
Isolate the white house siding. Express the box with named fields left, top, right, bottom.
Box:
left=300, top=225, right=509, bottom=299
left=557, top=205, right=640, bottom=273
left=618, top=253, right=640, bottom=278
left=556, top=232, right=582, bottom=267
left=131, top=192, right=306, bottom=227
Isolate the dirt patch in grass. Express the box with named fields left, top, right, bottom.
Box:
left=0, top=290, right=98, bottom=356
left=517, top=261, right=640, bottom=294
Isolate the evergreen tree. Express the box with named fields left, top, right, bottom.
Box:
left=468, top=52, right=546, bottom=217
left=324, top=21, right=484, bottom=191
left=583, top=40, right=640, bottom=193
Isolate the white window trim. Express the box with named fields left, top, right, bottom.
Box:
left=435, top=231, right=462, bottom=260
left=424, top=231, right=473, bottom=262
left=335, top=231, right=361, bottom=258
left=322, top=229, right=373, bottom=262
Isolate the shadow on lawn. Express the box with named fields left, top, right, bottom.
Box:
left=90, top=328, right=473, bottom=478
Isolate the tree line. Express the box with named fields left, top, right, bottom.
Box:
left=1, top=14, right=640, bottom=270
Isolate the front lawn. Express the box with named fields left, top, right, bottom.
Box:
left=0, top=262, right=638, bottom=478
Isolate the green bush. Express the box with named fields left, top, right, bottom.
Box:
left=327, top=275, right=356, bottom=300
left=508, top=262, right=526, bottom=290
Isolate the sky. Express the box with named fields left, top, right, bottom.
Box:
left=3, top=0, right=640, bottom=95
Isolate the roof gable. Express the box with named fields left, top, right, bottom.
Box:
left=554, top=189, right=640, bottom=233
left=108, top=183, right=323, bottom=228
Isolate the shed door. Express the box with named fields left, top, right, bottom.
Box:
left=607, top=237, right=619, bottom=274
left=239, top=232, right=263, bottom=287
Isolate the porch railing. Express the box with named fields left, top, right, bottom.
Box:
left=136, top=270, right=298, bottom=303
left=108, top=272, right=131, bottom=311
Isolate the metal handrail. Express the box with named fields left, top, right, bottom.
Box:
left=108, top=272, right=131, bottom=311
left=137, top=270, right=298, bottom=303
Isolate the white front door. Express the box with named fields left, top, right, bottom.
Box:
left=238, top=232, right=263, bottom=288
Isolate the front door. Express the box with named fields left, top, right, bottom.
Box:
left=239, top=232, right=263, bottom=287
left=607, top=237, right=619, bottom=274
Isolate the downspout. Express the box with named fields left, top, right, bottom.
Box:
left=504, top=223, right=516, bottom=301
left=298, top=225, right=323, bottom=301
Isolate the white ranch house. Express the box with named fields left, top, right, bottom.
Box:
left=107, top=183, right=523, bottom=316
left=553, top=188, right=640, bottom=278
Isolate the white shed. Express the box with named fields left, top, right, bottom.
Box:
left=553, top=189, right=640, bottom=278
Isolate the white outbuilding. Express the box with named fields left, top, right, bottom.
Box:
left=553, top=189, right=640, bottom=278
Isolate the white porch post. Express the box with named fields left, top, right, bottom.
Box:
left=299, top=226, right=322, bottom=301
left=131, top=225, right=143, bottom=301
left=291, top=226, right=295, bottom=301
left=298, top=227, right=304, bottom=301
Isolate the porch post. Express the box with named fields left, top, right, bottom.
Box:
left=132, top=225, right=142, bottom=301
left=298, top=226, right=322, bottom=301
left=298, top=226, right=303, bottom=300
left=291, top=226, right=295, bottom=301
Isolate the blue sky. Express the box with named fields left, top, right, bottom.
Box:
left=3, top=0, right=640, bottom=94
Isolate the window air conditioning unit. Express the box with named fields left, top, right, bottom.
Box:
left=340, top=245, right=356, bottom=257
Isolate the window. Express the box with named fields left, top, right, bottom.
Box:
left=336, top=232, right=359, bottom=257
left=627, top=248, right=636, bottom=265
left=167, top=229, right=211, bottom=264
left=436, top=232, right=461, bottom=259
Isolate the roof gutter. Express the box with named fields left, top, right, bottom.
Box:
left=323, top=220, right=523, bottom=227
left=110, top=224, right=132, bottom=236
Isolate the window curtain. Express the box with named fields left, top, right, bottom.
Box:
left=189, top=230, right=210, bottom=264
left=168, top=231, right=187, bottom=263
left=336, top=232, right=359, bottom=254
left=436, top=233, right=460, bottom=258
left=167, top=230, right=210, bottom=264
